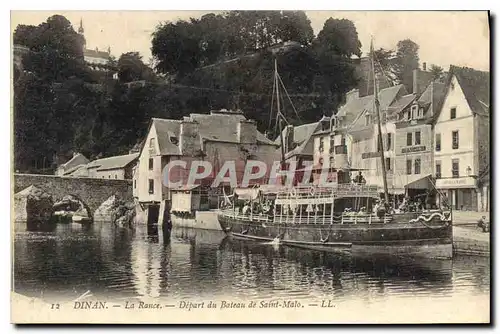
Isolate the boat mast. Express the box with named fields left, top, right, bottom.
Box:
left=275, top=59, right=287, bottom=181
left=371, top=38, right=390, bottom=203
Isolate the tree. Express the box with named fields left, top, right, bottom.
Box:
left=151, top=19, right=202, bottom=76
left=312, top=18, right=362, bottom=107
left=429, top=64, right=445, bottom=81
left=393, top=39, right=420, bottom=92
left=313, top=18, right=362, bottom=58
left=117, top=52, right=155, bottom=83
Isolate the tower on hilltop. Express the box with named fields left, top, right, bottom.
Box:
left=78, top=18, right=86, bottom=49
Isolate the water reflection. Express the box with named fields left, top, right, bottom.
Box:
left=13, top=223, right=490, bottom=303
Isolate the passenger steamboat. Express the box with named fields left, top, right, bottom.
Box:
left=217, top=39, right=453, bottom=259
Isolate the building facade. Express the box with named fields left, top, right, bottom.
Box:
left=393, top=79, right=446, bottom=195
left=135, top=110, right=279, bottom=223
left=433, top=67, right=490, bottom=211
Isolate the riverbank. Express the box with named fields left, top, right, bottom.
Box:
left=453, top=226, right=490, bottom=256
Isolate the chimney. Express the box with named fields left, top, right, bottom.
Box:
left=237, top=119, right=257, bottom=144
left=412, top=69, right=419, bottom=95
left=179, top=119, right=199, bottom=155
left=423, top=62, right=427, bottom=71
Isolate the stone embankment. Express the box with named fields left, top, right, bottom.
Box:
left=452, top=211, right=490, bottom=256
left=94, top=195, right=136, bottom=228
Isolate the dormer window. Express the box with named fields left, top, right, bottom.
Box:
left=418, top=107, right=424, bottom=119
left=365, top=113, right=372, bottom=126
left=321, top=119, right=329, bottom=131
left=330, top=116, right=337, bottom=130
left=170, top=136, right=178, bottom=145
left=410, top=105, right=418, bottom=120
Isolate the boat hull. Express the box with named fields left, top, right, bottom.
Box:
left=217, top=213, right=453, bottom=259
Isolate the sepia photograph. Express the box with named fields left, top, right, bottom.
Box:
left=9, top=9, right=490, bottom=324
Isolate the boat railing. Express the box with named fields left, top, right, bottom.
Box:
left=275, top=184, right=379, bottom=199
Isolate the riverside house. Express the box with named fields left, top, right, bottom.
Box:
left=433, top=66, right=490, bottom=211
left=134, top=109, right=279, bottom=225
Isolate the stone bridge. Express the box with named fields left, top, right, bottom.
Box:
left=14, top=173, right=133, bottom=214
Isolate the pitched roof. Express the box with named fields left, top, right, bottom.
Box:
left=84, top=48, right=110, bottom=59
left=340, top=84, right=406, bottom=132
left=418, top=81, right=447, bottom=117
left=60, top=153, right=89, bottom=170
left=147, top=111, right=276, bottom=157
left=152, top=118, right=182, bottom=156
left=450, top=66, right=490, bottom=115
left=274, top=121, right=323, bottom=159
left=190, top=112, right=275, bottom=145
left=63, top=164, right=87, bottom=176
left=388, top=93, right=417, bottom=115
left=87, top=153, right=139, bottom=171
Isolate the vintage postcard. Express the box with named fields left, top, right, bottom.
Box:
left=11, top=10, right=490, bottom=324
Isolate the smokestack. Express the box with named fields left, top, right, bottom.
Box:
left=413, top=69, right=419, bottom=95
left=423, top=62, right=427, bottom=71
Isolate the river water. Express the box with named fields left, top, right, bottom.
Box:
left=13, top=222, right=490, bottom=305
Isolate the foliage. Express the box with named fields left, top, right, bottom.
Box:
left=429, top=64, right=445, bottom=81
left=14, top=12, right=364, bottom=173
left=392, top=39, right=420, bottom=92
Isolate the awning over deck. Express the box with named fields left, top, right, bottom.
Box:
left=234, top=188, right=260, bottom=200
left=405, top=174, right=433, bottom=190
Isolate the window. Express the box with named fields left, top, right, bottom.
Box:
left=415, top=131, right=421, bottom=145
left=341, top=137, right=346, bottom=146
left=321, top=120, right=329, bottom=131
left=319, top=138, right=324, bottom=152
left=365, top=114, right=372, bottom=125
left=414, top=158, right=421, bottom=174
left=134, top=180, right=136, bottom=189
left=435, top=161, right=441, bottom=179
left=386, top=133, right=392, bottom=151
left=411, top=105, right=418, bottom=119
left=115, top=175, right=117, bottom=179
left=149, top=158, right=154, bottom=170
left=452, top=159, right=460, bottom=178
left=452, top=131, right=459, bottom=149
left=148, top=179, right=154, bottom=194
left=149, top=138, right=155, bottom=148
left=435, top=133, right=441, bottom=151
left=407, top=132, right=413, bottom=146
left=406, top=159, right=412, bottom=175
left=170, top=136, right=179, bottom=145
left=417, top=107, right=424, bottom=119
left=330, top=117, right=336, bottom=129
left=385, top=157, right=391, bottom=171
left=450, top=107, right=457, bottom=119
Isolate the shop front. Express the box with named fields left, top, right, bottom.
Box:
left=435, top=177, right=478, bottom=211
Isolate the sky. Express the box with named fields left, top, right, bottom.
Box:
left=10, top=10, right=490, bottom=71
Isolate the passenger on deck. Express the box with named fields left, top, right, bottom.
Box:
left=353, top=171, right=366, bottom=185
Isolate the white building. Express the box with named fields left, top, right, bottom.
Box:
left=76, top=19, right=111, bottom=67
left=434, top=66, right=490, bottom=211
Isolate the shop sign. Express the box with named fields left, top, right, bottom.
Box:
left=436, top=177, right=476, bottom=189
left=402, top=145, right=426, bottom=154
left=362, top=152, right=380, bottom=159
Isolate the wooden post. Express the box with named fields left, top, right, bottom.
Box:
left=323, top=203, right=326, bottom=224
left=330, top=198, right=335, bottom=224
